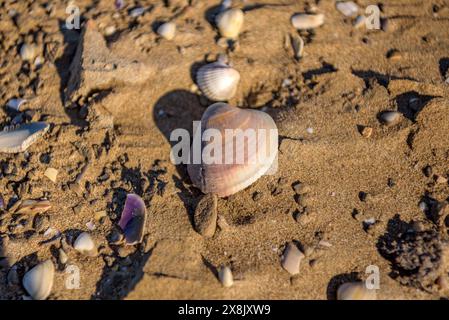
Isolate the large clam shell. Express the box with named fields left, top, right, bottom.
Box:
left=0, top=122, right=49, bottom=153
left=22, top=260, right=54, bottom=300
left=187, top=103, right=278, bottom=197
left=196, top=62, right=240, bottom=101
left=215, top=8, right=244, bottom=39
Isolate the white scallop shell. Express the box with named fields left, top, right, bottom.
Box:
left=291, top=13, right=325, bottom=30
left=215, top=8, right=244, bottom=39
left=157, top=22, right=176, bottom=40
left=337, top=282, right=377, bottom=300
left=196, top=62, right=240, bottom=101
left=22, top=260, right=54, bottom=300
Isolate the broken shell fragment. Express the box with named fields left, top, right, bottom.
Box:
left=73, top=232, right=97, bottom=256
left=291, top=13, right=325, bottom=30
left=281, top=242, right=304, bottom=275
left=13, top=199, right=51, bottom=215
left=218, top=265, right=234, bottom=287
left=44, top=168, right=58, bottom=183
left=194, top=193, right=218, bottom=237
left=291, top=34, right=304, bottom=60
left=6, top=98, right=27, bottom=112
left=22, top=260, right=54, bottom=300
left=187, top=103, right=278, bottom=197
left=337, top=282, right=377, bottom=300
left=157, top=22, right=176, bottom=40
left=0, top=122, right=49, bottom=153
left=336, top=1, right=359, bottom=17
left=118, top=194, right=147, bottom=245
left=215, top=8, right=244, bottom=39
left=196, top=61, right=240, bottom=101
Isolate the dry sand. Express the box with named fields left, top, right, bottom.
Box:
left=0, top=0, right=448, bottom=300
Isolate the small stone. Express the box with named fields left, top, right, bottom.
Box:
left=336, top=1, right=359, bottom=17
left=104, top=25, right=116, bottom=36
left=20, top=43, right=38, bottom=61
left=281, top=242, right=305, bottom=275
left=157, top=22, right=176, bottom=40
left=218, top=265, right=233, bottom=287
left=193, top=194, right=218, bottom=238
left=379, top=111, right=401, bottom=125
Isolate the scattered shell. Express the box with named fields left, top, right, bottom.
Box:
left=58, top=248, right=68, bottom=264
left=281, top=242, right=304, bottom=275
left=73, top=232, right=97, bottom=256
left=94, top=210, right=107, bottom=221
left=194, top=193, right=218, bottom=237
left=0, top=122, right=49, bottom=153
left=104, top=25, right=116, bottom=36
left=196, top=61, right=240, bottom=101
left=86, top=220, right=96, bottom=230
left=157, top=22, right=176, bottom=40
left=291, top=13, right=325, bottom=30
left=187, top=103, right=278, bottom=197
left=22, top=260, right=54, bottom=300
left=218, top=265, right=234, bottom=287
left=34, top=56, right=44, bottom=67
left=336, top=1, right=359, bottom=17
left=291, top=34, right=304, bottom=60
left=20, top=43, right=38, bottom=61
left=215, top=8, right=244, bottom=39
left=379, top=111, right=401, bottom=125
left=360, top=126, right=373, bottom=138
left=13, top=199, right=51, bottom=215
left=353, top=15, right=366, bottom=28
left=44, top=168, right=58, bottom=183
left=118, top=194, right=147, bottom=245
left=337, top=282, right=377, bottom=300
left=6, top=98, right=27, bottom=112
left=129, top=7, right=144, bottom=17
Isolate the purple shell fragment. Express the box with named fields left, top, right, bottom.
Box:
left=115, top=0, right=125, bottom=10
left=118, top=194, right=146, bottom=245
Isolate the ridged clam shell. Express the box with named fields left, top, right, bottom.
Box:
left=337, top=282, right=377, bottom=300
left=157, top=22, right=176, bottom=40
left=196, top=62, right=240, bottom=101
left=187, top=103, right=278, bottom=197
left=215, top=8, right=244, bottom=39
left=0, top=122, right=49, bottom=153
left=22, top=260, right=54, bottom=300
left=291, top=13, right=325, bottom=30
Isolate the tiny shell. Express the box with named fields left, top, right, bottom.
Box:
left=291, top=34, right=304, bottom=60
left=281, top=242, right=304, bottom=275
left=215, top=8, right=244, bottom=39
left=73, top=232, right=97, bottom=256
left=0, top=122, right=49, bottom=153
left=379, top=111, right=401, bottom=125
left=337, top=282, right=377, bottom=300
left=218, top=265, right=234, bottom=287
left=14, top=199, right=51, bottom=215
left=196, top=61, right=240, bottom=101
left=291, top=13, right=325, bottom=30
left=118, top=194, right=147, bottom=245
left=336, top=1, right=359, bottom=17
left=44, top=168, right=58, bottom=183
left=6, top=98, right=27, bottom=111
left=22, top=260, right=54, bottom=300
left=20, top=43, right=38, bottom=61
left=157, top=22, right=176, bottom=40
left=129, top=7, right=144, bottom=17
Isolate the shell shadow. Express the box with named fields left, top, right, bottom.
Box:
left=439, top=57, right=449, bottom=80
left=395, top=91, right=437, bottom=121
left=326, top=272, right=361, bottom=300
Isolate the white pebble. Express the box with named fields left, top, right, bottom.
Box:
left=336, top=1, right=359, bottom=17
left=157, top=22, right=176, bottom=40
left=281, top=242, right=304, bottom=275
left=218, top=266, right=234, bottom=287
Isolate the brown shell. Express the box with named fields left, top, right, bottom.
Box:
left=187, top=103, right=278, bottom=197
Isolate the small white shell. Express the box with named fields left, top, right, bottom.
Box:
left=336, top=1, right=359, bottom=17
left=337, top=282, right=377, bottom=300
left=22, top=260, right=54, bottom=300
left=218, top=265, right=234, bottom=287
left=379, top=111, right=401, bottom=125
left=20, top=43, right=38, bottom=62
left=215, top=8, right=244, bottom=39
left=6, top=98, right=27, bottom=111
left=196, top=61, right=240, bottom=101
left=281, top=242, right=304, bottom=275
left=291, top=13, right=325, bottom=30
left=157, top=22, right=176, bottom=40
left=73, top=232, right=97, bottom=256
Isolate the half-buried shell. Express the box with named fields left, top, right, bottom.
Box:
left=0, top=122, right=49, bottom=153
left=22, top=260, right=54, bottom=300
left=118, top=194, right=147, bottom=245
left=215, top=8, right=244, bottom=39
left=187, top=103, right=278, bottom=197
